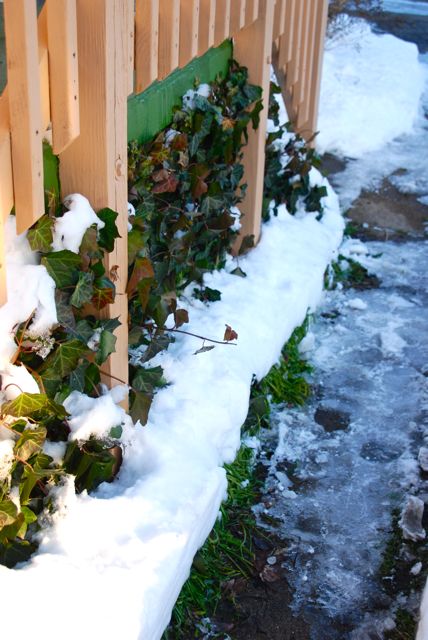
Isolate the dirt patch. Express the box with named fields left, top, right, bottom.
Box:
left=212, top=538, right=311, bottom=640
left=347, top=179, right=428, bottom=238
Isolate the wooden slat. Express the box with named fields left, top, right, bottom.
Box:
left=0, top=97, right=13, bottom=307
left=126, top=0, right=135, bottom=95
left=245, top=0, right=259, bottom=26
left=288, top=0, right=303, bottom=89
left=233, top=0, right=274, bottom=247
left=37, top=8, right=51, bottom=134
left=293, top=0, right=311, bottom=110
left=179, top=0, right=199, bottom=67
left=272, top=0, right=286, bottom=41
left=198, top=0, right=216, bottom=56
left=135, top=0, right=159, bottom=93
left=214, top=0, right=231, bottom=44
left=158, top=0, right=180, bottom=79
left=230, top=0, right=246, bottom=35
left=297, top=0, right=317, bottom=127
left=46, top=0, right=80, bottom=155
left=278, top=0, right=295, bottom=68
left=4, top=0, right=44, bottom=235
left=59, top=0, right=129, bottom=392
left=303, top=0, right=328, bottom=142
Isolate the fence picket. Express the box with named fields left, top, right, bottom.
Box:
left=46, top=0, right=80, bottom=155
left=158, top=0, right=180, bottom=79
left=126, top=0, right=135, bottom=95
left=0, top=97, right=13, bottom=307
left=214, top=0, right=231, bottom=43
left=180, top=0, right=199, bottom=67
left=198, top=0, right=216, bottom=55
left=135, top=0, right=159, bottom=93
left=303, top=0, right=328, bottom=141
left=278, top=0, right=295, bottom=68
left=230, top=0, right=246, bottom=34
left=3, top=0, right=44, bottom=235
left=59, top=0, right=129, bottom=394
left=297, top=0, right=316, bottom=127
left=234, top=0, right=274, bottom=246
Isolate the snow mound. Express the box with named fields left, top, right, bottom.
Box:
left=317, top=17, right=427, bottom=158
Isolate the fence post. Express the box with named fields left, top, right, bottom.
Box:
left=233, top=0, right=275, bottom=247
left=3, top=0, right=44, bottom=234
left=59, top=0, right=130, bottom=393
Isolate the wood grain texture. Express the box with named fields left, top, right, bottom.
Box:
left=230, top=0, right=246, bottom=34
left=304, top=0, right=328, bottom=142
left=46, top=0, right=80, bottom=155
left=59, top=0, right=129, bottom=391
left=135, top=0, right=159, bottom=92
left=4, top=0, right=44, bottom=234
left=0, top=95, right=12, bottom=307
left=179, top=0, right=199, bottom=67
left=297, top=0, right=317, bottom=128
left=214, top=0, right=231, bottom=43
left=158, top=0, right=180, bottom=79
left=126, top=0, right=135, bottom=95
left=233, top=0, right=274, bottom=247
left=198, top=0, right=216, bottom=55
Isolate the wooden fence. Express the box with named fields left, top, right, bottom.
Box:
left=0, top=0, right=328, bottom=389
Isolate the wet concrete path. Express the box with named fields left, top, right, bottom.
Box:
left=251, top=237, right=428, bottom=639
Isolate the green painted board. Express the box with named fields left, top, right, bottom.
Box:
left=127, top=40, right=233, bottom=144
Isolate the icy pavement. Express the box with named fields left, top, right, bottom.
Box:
left=256, top=239, right=428, bottom=638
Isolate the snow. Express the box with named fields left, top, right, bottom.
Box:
left=52, top=194, right=105, bottom=253
left=318, top=17, right=426, bottom=158
left=318, top=18, right=428, bottom=210
left=64, top=388, right=133, bottom=442
left=0, top=164, right=343, bottom=638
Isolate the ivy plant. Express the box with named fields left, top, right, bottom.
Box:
left=263, top=82, right=328, bottom=221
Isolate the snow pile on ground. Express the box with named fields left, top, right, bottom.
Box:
left=0, top=179, right=343, bottom=638
left=317, top=16, right=426, bottom=158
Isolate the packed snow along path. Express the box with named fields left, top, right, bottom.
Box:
left=257, top=239, right=428, bottom=638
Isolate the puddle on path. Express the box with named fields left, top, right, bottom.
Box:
left=255, top=240, right=428, bottom=638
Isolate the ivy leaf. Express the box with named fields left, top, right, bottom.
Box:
left=230, top=267, right=247, bottom=278
left=128, top=228, right=146, bottom=266
left=41, top=339, right=89, bottom=378
left=63, top=440, right=120, bottom=493
left=0, top=500, right=18, bottom=529
left=2, top=393, right=67, bottom=420
left=42, top=250, right=82, bottom=288
left=174, top=308, right=189, bottom=328
left=27, top=216, right=54, bottom=253
left=132, top=365, right=166, bottom=394
left=151, top=172, right=179, bottom=194
left=95, top=330, right=117, bottom=365
left=54, top=290, right=76, bottom=330
left=70, top=271, right=94, bottom=308
left=200, top=195, right=223, bottom=215
left=224, top=324, right=238, bottom=342
left=92, top=278, right=115, bottom=310
left=97, top=208, right=120, bottom=252
left=127, top=257, right=155, bottom=297
left=14, top=426, right=47, bottom=462
left=129, top=389, right=153, bottom=426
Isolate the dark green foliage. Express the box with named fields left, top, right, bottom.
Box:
left=255, top=320, right=313, bottom=406
left=326, top=254, right=381, bottom=290
left=263, top=83, right=327, bottom=221
left=0, top=204, right=125, bottom=567
left=127, top=60, right=262, bottom=344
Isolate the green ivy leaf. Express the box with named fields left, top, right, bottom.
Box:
left=0, top=500, right=18, bottom=529
left=95, top=330, right=117, bottom=365
left=132, top=365, right=166, bottom=395
left=41, top=339, right=89, bottom=379
left=42, top=250, right=82, bottom=288
left=200, top=195, right=223, bottom=215
left=92, top=278, right=115, bottom=310
left=70, top=271, right=94, bottom=308
left=2, top=393, right=67, bottom=420
left=129, top=389, right=153, bottom=426
left=14, top=426, right=47, bottom=462
left=27, top=216, right=54, bottom=253
left=97, top=208, right=120, bottom=252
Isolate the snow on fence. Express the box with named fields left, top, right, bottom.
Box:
left=0, top=0, right=328, bottom=389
